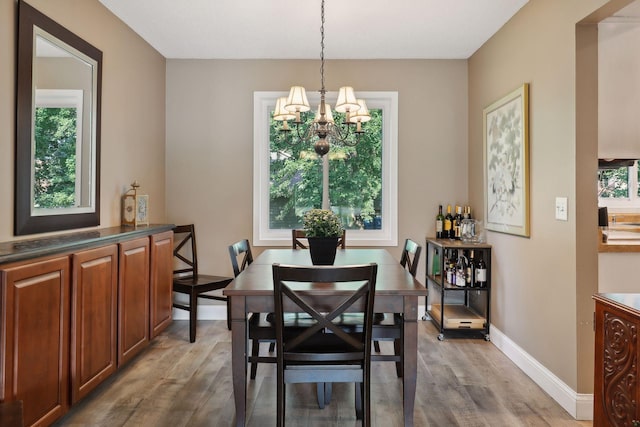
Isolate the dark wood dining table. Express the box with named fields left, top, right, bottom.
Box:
left=223, top=248, right=427, bottom=427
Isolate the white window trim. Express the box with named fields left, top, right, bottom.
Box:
left=599, top=161, right=640, bottom=210
left=253, top=91, right=398, bottom=247
left=32, top=88, right=93, bottom=215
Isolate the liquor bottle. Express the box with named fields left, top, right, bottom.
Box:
left=466, top=250, right=475, bottom=288
left=467, top=250, right=475, bottom=287
left=444, top=205, right=453, bottom=239
left=475, top=252, right=487, bottom=287
left=435, top=205, right=444, bottom=239
left=453, top=205, right=463, bottom=240
left=432, top=248, right=440, bottom=276
left=455, top=253, right=468, bottom=287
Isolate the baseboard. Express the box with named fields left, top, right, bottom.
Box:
left=489, top=325, right=593, bottom=420
left=172, top=304, right=228, bottom=320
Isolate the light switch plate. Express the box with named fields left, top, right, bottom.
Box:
left=555, top=197, right=568, bottom=221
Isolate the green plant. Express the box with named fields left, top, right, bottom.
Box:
left=302, top=209, right=343, bottom=238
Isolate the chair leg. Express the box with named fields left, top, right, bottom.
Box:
left=394, top=338, right=403, bottom=378
left=324, top=382, right=332, bottom=405
left=316, top=383, right=325, bottom=409
left=189, top=291, right=198, bottom=343
left=373, top=340, right=381, bottom=353
left=250, top=339, right=259, bottom=379
left=363, top=378, right=370, bottom=427
left=355, top=382, right=363, bottom=420
left=268, top=342, right=275, bottom=353
left=226, top=297, right=231, bottom=331
left=277, top=370, right=285, bottom=427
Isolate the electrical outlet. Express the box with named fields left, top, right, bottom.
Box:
left=555, top=197, right=568, bottom=221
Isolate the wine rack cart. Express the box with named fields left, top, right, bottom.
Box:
left=423, top=238, right=491, bottom=341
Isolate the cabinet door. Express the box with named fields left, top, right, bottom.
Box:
left=71, top=245, right=118, bottom=403
left=1, top=256, right=70, bottom=427
left=594, top=300, right=640, bottom=426
left=150, top=231, right=174, bottom=338
left=118, top=237, right=150, bottom=366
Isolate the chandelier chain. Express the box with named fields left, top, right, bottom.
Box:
left=320, top=0, right=325, bottom=92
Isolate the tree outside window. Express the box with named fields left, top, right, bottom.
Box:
left=269, top=109, right=383, bottom=231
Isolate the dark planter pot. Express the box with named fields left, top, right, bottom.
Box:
left=307, top=237, right=338, bottom=265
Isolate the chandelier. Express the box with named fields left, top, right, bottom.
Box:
left=273, top=0, right=370, bottom=157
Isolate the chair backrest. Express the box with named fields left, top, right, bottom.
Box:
left=173, top=224, right=199, bottom=279
left=271, top=263, right=377, bottom=363
left=228, top=239, right=253, bottom=277
left=400, top=238, right=422, bottom=278
left=292, top=229, right=347, bottom=249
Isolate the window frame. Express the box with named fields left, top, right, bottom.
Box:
left=253, top=90, right=398, bottom=246
left=598, top=160, right=640, bottom=210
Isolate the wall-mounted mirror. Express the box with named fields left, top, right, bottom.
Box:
left=16, top=0, right=102, bottom=235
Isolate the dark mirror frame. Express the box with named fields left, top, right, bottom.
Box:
left=15, top=0, right=102, bottom=235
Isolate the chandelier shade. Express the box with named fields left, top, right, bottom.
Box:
left=334, top=86, right=360, bottom=114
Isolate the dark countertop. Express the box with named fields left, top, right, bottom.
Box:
left=0, top=224, right=175, bottom=265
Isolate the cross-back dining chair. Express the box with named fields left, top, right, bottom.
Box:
left=272, top=262, right=378, bottom=427
left=291, top=229, right=346, bottom=249
left=229, top=239, right=268, bottom=379
left=173, top=224, right=233, bottom=342
left=339, top=238, right=422, bottom=374
left=371, top=238, right=422, bottom=375
left=228, top=239, right=318, bottom=379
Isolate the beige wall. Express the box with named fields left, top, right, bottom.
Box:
left=0, top=0, right=166, bottom=241
left=468, top=0, right=631, bottom=396
left=166, top=59, right=469, bottom=277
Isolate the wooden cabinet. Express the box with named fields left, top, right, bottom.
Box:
left=71, top=245, right=118, bottom=403
left=0, top=225, right=174, bottom=426
left=0, top=256, right=70, bottom=427
left=593, top=293, right=640, bottom=427
left=150, top=231, right=173, bottom=338
left=118, top=237, right=150, bottom=366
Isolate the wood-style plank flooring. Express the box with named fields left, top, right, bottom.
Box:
left=54, top=319, right=592, bottom=427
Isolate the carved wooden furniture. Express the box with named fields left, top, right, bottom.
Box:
left=291, top=229, right=346, bottom=249
left=172, top=224, right=233, bottom=340
left=593, top=293, right=640, bottom=426
left=223, top=248, right=427, bottom=427
left=272, top=263, right=378, bottom=426
left=0, top=225, right=174, bottom=427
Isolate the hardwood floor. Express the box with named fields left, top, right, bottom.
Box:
left=54, top=319, right=592, bottom=427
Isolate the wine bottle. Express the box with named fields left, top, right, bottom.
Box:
left=453, top=205, right=463, bottom=240
left=465, top=250, right=473, bottom=287
left=432, top=248, right=440, bottom=276
left=455, top=253, right=468, bottom=287
left=435, top=205, right=444, bottom=239
left=468, top=250, right=475, bottom=287
left=475, top=252, right=487, bottom=287
left=444, top=205, right=453, bottom=239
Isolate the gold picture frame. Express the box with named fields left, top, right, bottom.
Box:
left=483, top=83, right=530, bottom=237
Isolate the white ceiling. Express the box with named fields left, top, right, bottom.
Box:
left=98, top=0, right=528, bottom=60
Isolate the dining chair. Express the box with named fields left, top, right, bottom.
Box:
left=272, top=263, right=377, bottom=427
left=371, top=238, right=421, bottom=375
left=336, top=238, right=421, bottom=377
left=228, top=239, right=318, bottom=379
left=229, top=239, right=270, bottom=379
left=173, top=224, right=233, bottom=342
left=291, top=229, right=346, bottom=249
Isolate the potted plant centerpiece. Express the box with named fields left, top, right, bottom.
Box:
left=302, top=208, right=344, bottom=265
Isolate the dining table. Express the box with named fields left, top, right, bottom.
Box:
left=223, top=248, right=427, bottom=427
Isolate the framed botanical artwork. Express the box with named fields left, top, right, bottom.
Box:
left=483, top=83, right=530, bottom=237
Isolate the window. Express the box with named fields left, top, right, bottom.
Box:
left=253, top=91, right=398, bottom=246
left=598, top=159, right=640, bottom=208
left=33, top=89, right=85, bottom=212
